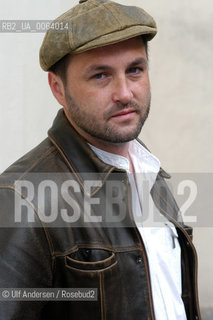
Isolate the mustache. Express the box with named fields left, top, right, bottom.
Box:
left=104, top=101, right=141, bottom=120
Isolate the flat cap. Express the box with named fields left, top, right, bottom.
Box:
left=39, top=0, right=157, bottom=71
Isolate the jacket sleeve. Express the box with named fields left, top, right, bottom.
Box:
left=0, top=187, right=53, bottom=320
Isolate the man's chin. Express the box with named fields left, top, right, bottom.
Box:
left=100, top=128, right=142, bottom=144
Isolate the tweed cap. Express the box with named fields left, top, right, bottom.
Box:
left=39, top=0, right=157, bottom=71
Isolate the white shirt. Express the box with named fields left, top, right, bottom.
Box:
left=89, top=140, right=187, bottom=320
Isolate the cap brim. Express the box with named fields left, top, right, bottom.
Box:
left=72, top=25, right=157, bottom=54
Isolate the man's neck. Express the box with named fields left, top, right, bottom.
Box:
left=88, top=139, right=135, bottom=173
left=88, top=139, right=130, bottom=158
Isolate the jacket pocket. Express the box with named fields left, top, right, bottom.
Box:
left=63, top=248, right=130, bottom=320
left=65, top=248, right=117, bottom=272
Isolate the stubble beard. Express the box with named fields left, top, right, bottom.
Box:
left=65, top=92, right=151, bottom=143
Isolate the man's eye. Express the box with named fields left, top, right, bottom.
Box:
left=93, top=73, right=106, bottom=79
left=128, top=67, right=142, bottom=74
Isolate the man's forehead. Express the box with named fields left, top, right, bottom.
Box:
left=82, top=36, right=145, bottom=56
left=69, top=37, right=147, bottom=68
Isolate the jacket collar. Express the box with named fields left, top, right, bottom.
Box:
left=48, top=109, right=116, bottom=195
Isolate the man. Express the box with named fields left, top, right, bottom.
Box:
left=0, top=0, right=201, bottom=319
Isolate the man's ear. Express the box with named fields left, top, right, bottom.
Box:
left=48, top=72, right=66, bottom=107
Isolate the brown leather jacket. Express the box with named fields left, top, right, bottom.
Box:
left=0, top=109, right=201, bottom=319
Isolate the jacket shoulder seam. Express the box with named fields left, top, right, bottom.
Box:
left=17, top=145, right=56, bottom=181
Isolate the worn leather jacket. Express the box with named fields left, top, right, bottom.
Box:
left=0, top=109, right=201, bottom=319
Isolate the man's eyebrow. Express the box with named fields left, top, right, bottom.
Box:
left=84, top=57, right=148, bottom=75
left=85, top=64, right=112, bottom=75
left=128, top=58, right=148, bottom=67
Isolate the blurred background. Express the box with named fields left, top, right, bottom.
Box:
left=0, top=0, right=212, bottom=318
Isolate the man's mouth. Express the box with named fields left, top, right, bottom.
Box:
left=111, top=109, right=137, bottom=120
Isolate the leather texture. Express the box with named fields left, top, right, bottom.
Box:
left=0, top=109, right=201, bottom=319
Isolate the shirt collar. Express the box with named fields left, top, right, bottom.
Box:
left=88, top=143, right=129, bottom=171
left=88, top=140, right=160, bottom=175
left=129, top=139, right=160, bottom=174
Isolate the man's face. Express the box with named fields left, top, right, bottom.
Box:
left=64, top=37, right=151, bottom=144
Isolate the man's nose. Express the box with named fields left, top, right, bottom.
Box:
left=111, top=77, right=133, bottom=105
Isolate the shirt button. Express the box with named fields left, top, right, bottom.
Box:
left=136, top=256, right=142, bottom=264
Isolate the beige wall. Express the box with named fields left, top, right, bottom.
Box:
left=0, top=0, right=212, bottom=311
left=135, top=0, right=213, bottom=310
